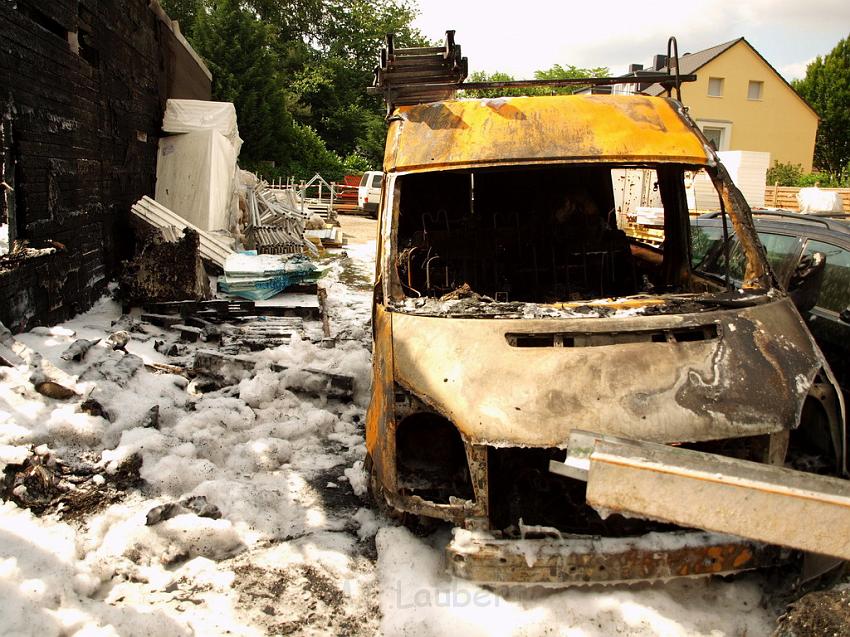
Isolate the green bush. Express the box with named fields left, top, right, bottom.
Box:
left=766, top=161, right=804, bottom=186
left=766, top=161, right=849, bottom=188
left=798, top=172, right=842, bottom=188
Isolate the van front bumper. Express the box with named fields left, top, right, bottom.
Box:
left=446, top=529, right=783, bottom=585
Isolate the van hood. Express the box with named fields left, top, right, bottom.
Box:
left=391, top=296, right=822, bottom=447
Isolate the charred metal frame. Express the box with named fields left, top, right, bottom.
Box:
left=370, top=33, right=697, bottom=115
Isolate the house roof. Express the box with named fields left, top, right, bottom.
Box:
left=644, top=38, right=743, bottom=96
left=643, top=38, right=818, bottom=118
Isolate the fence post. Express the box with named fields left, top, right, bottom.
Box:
left=773, top=182, right=778, bottom=207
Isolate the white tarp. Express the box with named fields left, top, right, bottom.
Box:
left=798, top=187, right=845, bottom=213
left=155, top=130, right=237, bottom=232
left=162, top=99, right=242, bottom=154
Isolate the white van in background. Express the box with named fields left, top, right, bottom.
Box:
left=358, top=171, right=383, bottom=218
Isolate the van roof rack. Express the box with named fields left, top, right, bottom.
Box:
left=369, top=32, right=697, bottom=115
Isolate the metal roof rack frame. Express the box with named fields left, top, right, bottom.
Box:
left=369, top=33, right=696, bottom=115
left=702, top=209, right=850, bottom=234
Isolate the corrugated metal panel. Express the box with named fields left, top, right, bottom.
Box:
left=131, top=196, right=234, bottom=268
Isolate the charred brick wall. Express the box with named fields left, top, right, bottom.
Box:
left=0, top=0, right=211, bottom=332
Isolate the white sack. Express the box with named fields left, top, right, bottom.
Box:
left=163, top=99, right=242, bottom=154
left=797, top=187, right=844, bottom=213
left=155, top=130, right=237, bottom=232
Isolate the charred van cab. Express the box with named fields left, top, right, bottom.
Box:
left=365, top=45, right=846, bottom=585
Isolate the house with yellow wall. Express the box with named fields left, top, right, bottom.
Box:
left=642, top=38, right=819, bottom=171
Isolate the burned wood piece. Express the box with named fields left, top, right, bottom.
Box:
left=0, top=341, right=26, bottom=367
left=106, top=331, right=131, bottom=351
left=193, top=349, right=353, bottom=399
left=173, top=324, right=205, bottom=343
left=219, top=317, right=305, bottom=351
left=251, top=304, right=321, bottom=320
left=145, top=495, right=222, bottom=526
left=2, top=322, right=80, bottom=397
left=281, top=283, right=319, bottom=294
left=120, top=227, right=211, bottom=305
left=60, top=338, right=101, bottom=362
left=80, top=398, right=111, bottom=420
left=30, top=371, right=77, bottom=400
left=183, top=316, right=222, bottom=341
left=141, top=313, right=184, bottom=329
left=145, top=299, right=255, bottom=318
left=144, top=362, right=191, bottom=377
left=317, top=287, right=331, bottom=339
left=224, top=338, right=292, bottom=351
left=154, top=339, right=187, bottom=357
left=97, top=353, right=144, bottom=386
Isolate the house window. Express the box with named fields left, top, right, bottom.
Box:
left=747, top=80, right=763, bottom=100
left=696, top=120, right=732, bottom=151
left=703, top=127, right=723, bottom=150
left=708, top=77, right=724, bottom=97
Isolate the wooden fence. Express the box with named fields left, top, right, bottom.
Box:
left=764, top=186, right=850, bottom=211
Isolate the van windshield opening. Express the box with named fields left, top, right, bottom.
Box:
left=391, top=164, right=768, bottom=315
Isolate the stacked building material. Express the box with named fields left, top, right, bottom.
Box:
left=243, top=180, right=318, bottom=255
left=218, top=253, right=321, bottom=301
left=156, top=100, right=243, bottom=233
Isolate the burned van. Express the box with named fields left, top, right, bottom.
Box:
left=364, top=92, right=846, bottom=584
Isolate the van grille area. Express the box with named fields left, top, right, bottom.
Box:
left=505, top=324, right=719, bottom=348
left=487, top=447, right=675, bottom=537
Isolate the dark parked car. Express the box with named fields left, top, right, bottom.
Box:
left=692, top=210, right=850, bottom=402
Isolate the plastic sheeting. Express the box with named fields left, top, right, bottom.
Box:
left=798, top=187, right=845, bottom=213
left=218, top=252, right=320, bottom=301
left=162, top=99, right=242, bottom=154
left=155, top=130, right=238, bottom=233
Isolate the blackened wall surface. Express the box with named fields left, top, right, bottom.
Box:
left=0, top=0, right=211, bottom=332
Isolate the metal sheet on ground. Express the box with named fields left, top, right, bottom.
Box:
left=557, top=431, right=850, bottom=560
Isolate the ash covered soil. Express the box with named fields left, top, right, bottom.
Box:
left=0, top=216, right=834, bottom=636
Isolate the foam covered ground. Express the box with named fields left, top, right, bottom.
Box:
left=0, top=223, right=780, bottom=636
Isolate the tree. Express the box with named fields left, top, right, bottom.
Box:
left=463, top=71, right=529, bottom=98
left=297, top=0, right=430, bottom=167
left=161, top=0, right=427, bottom=173
left=462, top=65, right=609, bottom=98
left=534, top=64, right=609, bottom=94
left=161, top=0, right=202, bottom=37
left=793, top=34, right=850, bottom=182
left=190, top=0, right=345, bottom=177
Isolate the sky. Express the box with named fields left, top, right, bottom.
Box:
left=412, top=0, right=850, bottom=81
